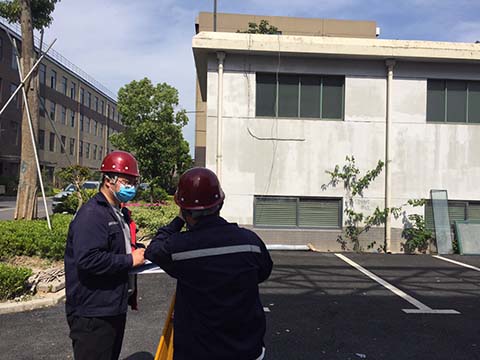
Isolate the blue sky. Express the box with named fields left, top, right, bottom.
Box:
left=43, top=0, right=480, bottom=156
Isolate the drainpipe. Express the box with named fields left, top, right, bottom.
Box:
left=385, top=59, right=395, bottom=253
left=216, top=51, right=225, bottom=180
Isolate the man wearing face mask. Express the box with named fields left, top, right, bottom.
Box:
left=64, top=150, right=145, bottom=360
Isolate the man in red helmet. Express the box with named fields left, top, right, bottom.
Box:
left=64, top=150, right=145, bottom=360
left=145, top=167, right=273, bottom=360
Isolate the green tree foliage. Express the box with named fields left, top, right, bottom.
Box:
left=238, top=20, right=280, bottom=34
left=56, top=165, right=93, bottom=211
left=110, top=78, right=193, bottom=194
left=0, top=0, right=60, bottom=29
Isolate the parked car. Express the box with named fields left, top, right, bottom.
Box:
left=52, top=181, right=100, bottom=213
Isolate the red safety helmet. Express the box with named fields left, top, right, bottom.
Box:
left=174, top=167, right=225, bottom=211
left=100, top=150, right=140, bottom=177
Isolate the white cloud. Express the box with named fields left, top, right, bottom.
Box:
left=44, top=0, right=198, bottom=152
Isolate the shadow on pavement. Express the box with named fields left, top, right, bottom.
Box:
left=123, top=351, right=154, bottom=360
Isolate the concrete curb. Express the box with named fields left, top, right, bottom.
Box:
left=0, top=289, right=65, bottom=315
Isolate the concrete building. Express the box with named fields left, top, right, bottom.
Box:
left=192, top=13, right=480, bottom=252
left=0, top=19, right=123, bottom=185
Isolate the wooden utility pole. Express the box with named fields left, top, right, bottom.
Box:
left=15, top=0, right=40, bottom=220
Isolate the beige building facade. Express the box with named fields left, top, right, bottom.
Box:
left=192, top=13, right=480, bottom=251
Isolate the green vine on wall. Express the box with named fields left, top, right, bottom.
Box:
left=322, top=156, right=401, bottom=252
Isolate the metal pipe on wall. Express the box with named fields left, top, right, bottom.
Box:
left=216, top=51, right=225, bottom=180
left=385, top=59, right=396, bottom=253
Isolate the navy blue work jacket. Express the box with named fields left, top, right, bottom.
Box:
left=145, top=215, right=273, bottom=360
left=64, top=192, right=133, bottom=317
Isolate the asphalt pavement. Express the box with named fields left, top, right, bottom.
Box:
left=1, top=251, right=480, bottom=360
left=0, top=196, right=53, bottom=220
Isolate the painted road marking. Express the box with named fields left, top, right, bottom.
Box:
left=433, top=255, right=480, bottom=272
left=335, top=253, right=460, bottom=314
left=263, top=307, right=270, bottom=312
left=0, top=207, right=14, bottom=212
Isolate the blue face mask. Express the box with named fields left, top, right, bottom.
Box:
left=114, top=184, right=137, bottom=203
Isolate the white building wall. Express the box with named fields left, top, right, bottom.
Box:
left=205, top=54, right=480, bottom=230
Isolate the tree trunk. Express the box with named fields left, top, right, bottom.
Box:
left=14, top=0, right=39, bottom=220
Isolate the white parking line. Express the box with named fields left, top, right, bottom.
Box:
left=0, top=207, right=14, bottom=212
left=335, top=253, right=460, bottom=314
left=433, top=255, right=480, bottom=272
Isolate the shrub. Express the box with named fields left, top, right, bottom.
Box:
left=0, top=214, right=73, bottom=261
left=54, top=189, right=97, bottom=214
left=402, top=214, right=433, bottom=254
left=130, top=201, right=178, bottom=239
left=136, top=186, right=169, bottom=203
left=0, top=263, right=32, bottom=300
left=0, top=175, right=18, bottom=195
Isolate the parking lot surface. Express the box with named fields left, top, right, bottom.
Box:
left=1, top=251, right=479, bottom=359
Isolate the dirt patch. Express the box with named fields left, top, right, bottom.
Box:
left=1, top=257, right=64, bottom=302
left=6, top=256, right=63, bottom=273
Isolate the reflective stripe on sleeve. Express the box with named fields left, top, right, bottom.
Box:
left=172, top=244, right=261, bottom=261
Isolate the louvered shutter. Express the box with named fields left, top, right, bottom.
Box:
left=467, top=203, right=480, bottom=220
left=298, top=199, right=340, bottom=228
left=254, top=197, right=297, bottom=227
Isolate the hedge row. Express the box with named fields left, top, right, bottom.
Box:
left=0, top=202, right=179, bottom=260
left=129, top=201, right=178, bottom=239
left=0, top=263, right=32, bottom=300
left=0, top=214, right=73, bottom=261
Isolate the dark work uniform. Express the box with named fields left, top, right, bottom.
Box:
left=145, top=215, right=273, bottom=360
left=64, top=192, right=133, bottom=360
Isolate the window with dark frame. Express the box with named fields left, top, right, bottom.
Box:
left=70, top=82, right=76, bottom=99
left=256, top=73, right=344, bottom=119
left=50, top=101, right=56, bottom=121
left=70, top=110, right=75, bottom=127
left=61, top=106, right=66, bottom=124
left=60, top=135, right=66, bottom=153
left=254, top=196, right=342, bottom=228
left=61, top=76, right=67, bottom=95
left=427, top=79, right=480, bottom=123
left=39, top=64, right=46, bottom=84
left=69, top=138, right=75, bottom=155
left=425, top=200, right=480, bottom=229
left=38, top=129, right=45, bottom=150
left=50, top=70, right=56, bottom=90
left=49, top=132, right=55, bottom=152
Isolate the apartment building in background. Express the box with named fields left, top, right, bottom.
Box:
left=0, top=19, right=123, bottom=184
left=192, top=12, right=480, bottom=251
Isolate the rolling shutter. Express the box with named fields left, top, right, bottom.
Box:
left=298, top=199, right=340, bottom=228
left=254, top=197, right=297, bottom=227
left=448, top=202, right=466, bottom=226
left=467, top=203, right=480, bottom=220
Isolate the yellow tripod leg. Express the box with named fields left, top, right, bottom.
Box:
left=154, top=293, right=176, bottom=360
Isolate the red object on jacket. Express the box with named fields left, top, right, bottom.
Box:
left=122, top=205, right=139, bottom=310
